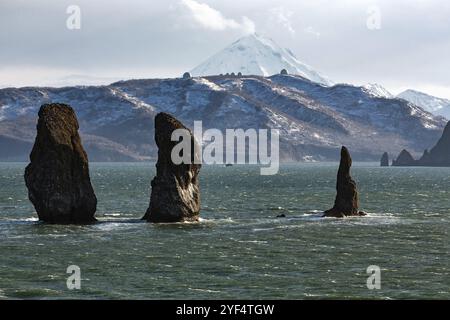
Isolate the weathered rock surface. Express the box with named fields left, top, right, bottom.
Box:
left=24, top=104, right=97, bottom=223
left=324, top=146, right=365, bottom=217
left=380, top=152, right=389, bottom=167
left=143, top=112, right=201, bottom=222
left=392, top=149, right=417, bottom=166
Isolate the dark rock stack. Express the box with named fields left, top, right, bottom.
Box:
left=143, top=112, right=201, bottom=223
left=324, top=146, right=365, bottom=218
left=380, top=152, right=389, bottom=167
left=392, top=149, right=416, bottom=166
left=24, top=104, right=97, bottom=223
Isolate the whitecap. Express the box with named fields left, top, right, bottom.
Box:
left=94, top=221, right=138, bottom=231
left=252, top=227, right=276, bottom=232
left=237, top=240, right=268, bottom=244
left=0, top=217, right=39, bottom=224
left=0, top=289, right=7, bottom=299
left=198, top=217, right=235, bottom=224
left=188, top=288, right=221, bottom=293
left=23, top=217, right=39, bottom=222
left=269, top=206, right=284, bottom=211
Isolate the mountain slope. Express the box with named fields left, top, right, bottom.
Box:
left=363, top=83, right=393, bottom=98
left=397, top=89, right=450, bottom=119
left=0, top=74, right=445, bottom=162
left=190, top=33, right=332, bottom=86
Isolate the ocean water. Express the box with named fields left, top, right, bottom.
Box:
left=0, top=162, right=448, bottom=299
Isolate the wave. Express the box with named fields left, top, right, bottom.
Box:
left=7, top=288, right=62, bottom=299
left=237, top=240, right=268, bottom=244
left=0, top=217, right=40, bottom=226
left=198, top=217, right=235, bottom=224
left=0, top=210, right=405, bottom=232
left=101, top=213, right=122, bottom=217
left=188, top=288, right=221, bottom=293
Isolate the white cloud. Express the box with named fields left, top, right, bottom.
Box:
left=180, top=0, right=255, bottom=34
left=304, top=26, right=321, bottom=38
left=269, top=7, right=295, bottom=36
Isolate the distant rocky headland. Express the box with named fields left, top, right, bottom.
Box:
left=391, top=121, right=450, bottom=167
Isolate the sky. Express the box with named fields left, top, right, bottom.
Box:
left=0, top=0, right=449, bottom=98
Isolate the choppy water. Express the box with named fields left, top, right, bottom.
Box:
left=0, top=162, right=449, bottom=299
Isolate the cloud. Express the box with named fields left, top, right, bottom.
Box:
left=269, top=7, right=295, bottom=35
left=304, top=26, right=321, bottom=38
left=180, top=0, right=255, bottom=34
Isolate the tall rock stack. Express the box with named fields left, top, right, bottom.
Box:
left=324, top=146, right=365, bottom=218
left=24, top=104, right=97, bottom=223
left=380, top=152, right=389, bottom=167
left=143, top=113, right=201, bottom=223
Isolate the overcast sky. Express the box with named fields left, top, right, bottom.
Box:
left=1, top=0, right=449, bottom=98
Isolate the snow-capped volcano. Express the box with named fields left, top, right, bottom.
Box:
left=397, top=89, right=450, bottom=119
left=190, top=33, right=332, bottom=86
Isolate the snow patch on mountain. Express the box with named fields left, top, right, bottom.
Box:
left=363, top=83, right=393, bottom=98
left=397, top=89, right=450, bottom=119
left=191, top=78, right=224, bottom=91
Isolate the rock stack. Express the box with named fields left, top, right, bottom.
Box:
left=380, top=152, right=389, bottom=167
left=392, top=149, right=416, bottom=166
left=324, top=146, right=365, bottom=218
left=24, top=103, right=97, bottom=223
left=143, top=113, right=201, bottom=223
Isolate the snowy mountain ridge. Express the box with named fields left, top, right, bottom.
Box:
left=0, top=74, right=445, bottom=162
left=363, top=83, right=393, bottom=98
left=397, top=89, right=450, bottom=119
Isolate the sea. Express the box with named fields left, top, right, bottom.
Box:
left=0, top=162, right=448, bottom=299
